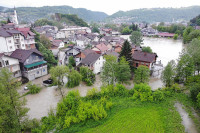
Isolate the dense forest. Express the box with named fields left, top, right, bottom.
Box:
left=3, top=6, right=108, bottom=22
left=108, top=6, right=200, bottom=23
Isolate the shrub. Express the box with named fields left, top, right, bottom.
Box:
left=189, top=83, right=200, bottom=101
left=153, top=90, right=165, bottom=101
left=133, top=83, right=153, bottom=102
left=197, top=92, right=200, bottom=108
left=66, top=69, right=82, bottom=88
left=86, top=88, right=100, bottom=99
left=27, top=83, right=42, bottom=94
left=80, top=66, right=95, bottom=86
left=100, top=84, right=128, bottom=97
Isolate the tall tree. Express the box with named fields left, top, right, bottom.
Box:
left=50, top=66, right=69, bottom=98
left=161, top=60, right=176, bottom=87
left=40, top=35, right=52, bottom=49
left=66, top=69, right=82, bottom=88
left=116, top=57, right=131, bottom=83
left=101, top=55, right=118, bottom=85
left=134, top=65, right=150, bottom=84
left=130, top=31, right=143, bottom=46
left=0, top=68, right=29, bottom=132
left=176, top=53, right=194, bottom=82
left=119, top=40, right=133, bottom=66
left=187, top=39, right=200, bottom=74
left=68, top=56, right=76, bottom=69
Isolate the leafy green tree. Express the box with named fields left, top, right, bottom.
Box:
left=176, top=53, right=194, bottom=82
left=40, top=35, right=52, bottom=49
left=116, top=57, right=131, bottom=83
left=66, top=69, right=82, bottom=88
left=129, top=23, right=139, bottom=31
left=50, top=65, right=69, bottom=98
left=183, top=26, right=194, bottom=44
left=92, top=26, right=100, bottom=33
left=37, top=42, right=57, bottom=69
left=121, top=26, right=132, bottom=35
left=189, top=83, right=200, bottom=101
left=130, top=31, right=143, bottom=46
left=101, top=55, right=118, bottom=85
left=0, top=68, right=29, bottom=132
left=173, top=34, right=178, bottom=40
left=186, top=39, right=200, bottom=74
left=197, top=92, right=200, bottom=108
left=68, top=56, right=76, bottom=69
left=161, top=60, right=176, bottom=87
left=134, top=65, right=150, bottom=84
left=119, top=40, right=133, bottom=66
left=80, top=66, right=95, bottom=86
left=142, top=46, right=153, bottom=53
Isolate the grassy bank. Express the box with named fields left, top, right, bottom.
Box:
left=61, top=95, right=187, bottom=133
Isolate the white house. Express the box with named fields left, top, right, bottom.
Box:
left=81, top=52, right=105, bottom=74
left=51, top=40, right=65, bottom=58
left=56, top=31, right=66, bottom=39
left=0, top=53, right=21, bottom=80
left=75, top=35, right=90, bottom=49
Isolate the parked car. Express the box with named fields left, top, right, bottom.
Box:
left=43, top=79, right=53, bottom=86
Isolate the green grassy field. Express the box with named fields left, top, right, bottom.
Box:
left=61, top=96, right=186, bottom=133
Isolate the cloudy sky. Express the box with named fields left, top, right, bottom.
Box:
left=1, top=0, right=200, bottom=15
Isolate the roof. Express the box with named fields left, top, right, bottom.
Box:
left=10, top=49, right=43, bottom=63
left=81, top=52, right=101, bottom=65
left=24, top=61, right=47, bottom=68
left=82, top=49, right=96, bottom=56
left=6, top=29, right=22, bottom=35
left=16, top=28, right=35, bottom=38
left=105, top=50, right=119, bottom=57
left=85, top=34, right=97, bottom=40
left=2, top=24, right=15, bottom=29
left=0, top=29, right=12, bottom=37
left=52, top=40, right=63, bottom=47
left=158, top=32, right=175, bottom=37
left=132, top=51, right=157, bottom=63
left=96, top=43, right=109, bottom=52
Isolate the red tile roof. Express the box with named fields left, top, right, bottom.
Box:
left=96, top=43, right=109, bottom=52
left=158, top=32, right=175, bottom=37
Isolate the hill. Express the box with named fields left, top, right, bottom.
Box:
left=3, top=6, right=108, bottom=23
left=107, top=6, right=200, bottom=23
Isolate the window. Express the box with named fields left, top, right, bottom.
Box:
left=8, top=40, right=11, bottom=43
left=10, top=46, right=12, bottom=49
left=22, top=44, right=25, bottom=47
left=0, top=62, right=2, bottom=67
left=37, top=71, right=39, bottom=74
left=5, top=60, right=9, bottom=66
left=136, top=63, right=139, bottom=67
left=21, top=39, right=24, bottom=41
left=43, top=69, right=45, bottom=72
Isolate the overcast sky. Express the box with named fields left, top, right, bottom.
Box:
left=1, top=0, right=200, bottom=15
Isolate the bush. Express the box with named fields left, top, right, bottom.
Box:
left=197, top=92, right=200, bottom=108
left=100, top=84, right=128, bottom=97
left=153, top=90, right=165, bottom=101
left=86, top=88, right=100, bottom=99
left=27, top=83, right=42, bottom=94
left=66, top=69, right=82, bottom=88
left=80, top=66, right=95, bottom=86
left=189, top=83, right=200, bottom=101
left=133, top=83, right=153, bottom=102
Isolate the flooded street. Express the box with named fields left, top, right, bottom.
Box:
left=175, top=102, right=198, bottom=133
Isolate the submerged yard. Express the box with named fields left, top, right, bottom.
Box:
left=61, top=93, right=199, bottom=133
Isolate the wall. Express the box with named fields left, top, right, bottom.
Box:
left=24, top=53, right=43, bottom=65
left=0, top=37, right=16, bottom=53
left=93, top=55, right=105, bottom=74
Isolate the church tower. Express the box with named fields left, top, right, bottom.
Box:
left=13, top=6, right=19, bottom=25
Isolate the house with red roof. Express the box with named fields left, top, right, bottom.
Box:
left=92, top=43, right=109, bottom=54
left=16, top=27, right=36, bottom=49
left=132, top=51, right=157, bottom=69
left=158, top=32, right=175, bottom=38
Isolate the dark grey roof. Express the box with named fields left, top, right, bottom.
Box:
left=10, top=49, right=43, bottom=63
left=105, top=50, right=119, bottom=57
left=0, top=29, right=12, bottom=37
left=132, top=51, right=157, bottom=63
left=7, top=30, right=22, bottom=35
left=81, top=52, right=101, bottom=65
left=82, top=49, right=96, bottom=56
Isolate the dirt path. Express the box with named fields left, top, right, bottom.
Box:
left=174, top=102, right=198, bottom=133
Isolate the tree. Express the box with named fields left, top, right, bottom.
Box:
left=142, top=46, right=153, bottom=53
left=101, top=55, right=118, bottom=85
left=183, top=26, right=194, bottom=44
left=80, top=66, right=95, bottom=86
left=119, top=40, right=133, bottom=66
left=92, top=26, right=100, bottom=33
left=134, top=65, right=150, bottom=84
left=130, top=31, right=143, bottom=46
left=197, top=92, right=200, bottom=108
left=0, top=68, right=29, bottom=132
left=66, top=69, right=82, bottom=88
left=176, top=53, right=194, bottom=82
left=186, top=39, right=200, bottom=74
left=173, top=34, right=178, bottom=40
left=68, top=56, right=76, bottom=69
left=40, top=35, right=52, bottom=49
left=161, top=60, right=176, bottom=87
left=115, top=57, right=131, bottom=84
left=121, top=26, right=132, bottom=35
left=50, top=66, right=69, bottom=98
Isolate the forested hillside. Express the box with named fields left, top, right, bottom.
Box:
left=107, top=6, right=200, bottom=23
